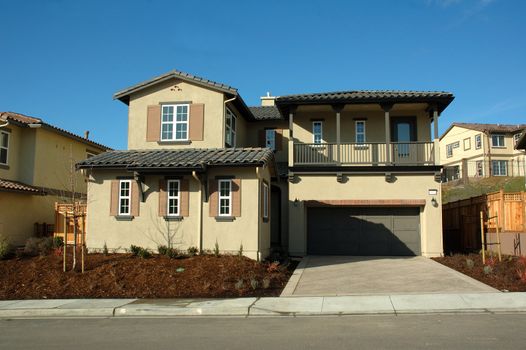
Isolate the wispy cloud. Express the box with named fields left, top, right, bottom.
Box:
left=426, top=0, right=497, bottom=28
left=476, top=96, right=526, bottom=118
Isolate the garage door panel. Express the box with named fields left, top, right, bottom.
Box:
left=307, top=207, right=420, bottom=256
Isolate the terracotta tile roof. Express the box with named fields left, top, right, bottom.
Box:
left=0, top=111, right=112, bottom=151
left=452, top=122, right=526, bottom=133
left=0, top=178, right=45, bottom=195
left=249, top=106, right=283, bottom=120
left=77, top=148, right=275, bottom=171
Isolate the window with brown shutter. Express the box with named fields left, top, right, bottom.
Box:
left=130, top=181, right=140, bottom=217
left=189, top=104, right=204, bottom=141
left=110, top=180, right=119, bottom=216
left=180, top=179, right=190, bottom=217
left=208, top=180, right=218, bottom=217
left=146, top=105, right=161, bottom=142
left=209, top=178, right=241, bottom=218
left=232, top=179, right=241, bottom=217
left=111, top=179, right=140, bottom=218
left=158, top=180, right=167, bottom=217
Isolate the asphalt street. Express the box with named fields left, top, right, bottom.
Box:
left=1, top=314, right=526, bottom=349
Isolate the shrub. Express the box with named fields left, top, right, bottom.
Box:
left=130, top=245, right=141, bottom=256
left=158, top=245, right=181, bottom=258
left=24, top=237, right=53, bottom=256
left=187, top=246, right=199, bottom=256
left=250, top=278, right=259, bottom=290
left=234, top=279, right=244, bottom=290
left=483, top=265, right=493, bottom=275
left=214, top=241, right=220, bottom=257
left=137, top=248, right=151, bottom=259
left=262, top=277, right=271, bottom=289
left=102, top=242, right=109, bottom=255
left=52, top=236, right=64, bottom=248
left=0, top=234, right=11, bottom=260
left=267, top=261, right=280, bottom=273
left=466, top=258, right=475, bottom=269
left=157, top=245, right=169, bottom=256
left=238, top=243, right=243, bottom=257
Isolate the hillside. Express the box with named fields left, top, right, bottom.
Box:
left=442, top=177, right=525, bottom=203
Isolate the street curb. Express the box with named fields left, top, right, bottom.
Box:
left=280, top=257, right=309, bottom=297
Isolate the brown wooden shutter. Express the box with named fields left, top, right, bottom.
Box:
left=275, top=129, right=283, bottom=151
left=232, top=179, right=241, bottom=217
left=158, top=179, right=167, bottom=217
left=180, top=179, right=190, bottom=217
left=258, top=130, right=266, bottom=148
left=146, top=105, right=161, bottom=142
left=260, top=181, right=264, bottom=218
left=208, top=180, right=218, bottom=217
left=189, top=103, right=204, bottom=141
left=110, top=180, right=119, bottom=216
left=131, top=181, right=140, bottom=217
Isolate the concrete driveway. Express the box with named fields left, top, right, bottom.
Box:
left=282, top=256, right=497, bottom=296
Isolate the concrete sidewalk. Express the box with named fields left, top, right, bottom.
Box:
left=1, top=293, right=526, bottom=318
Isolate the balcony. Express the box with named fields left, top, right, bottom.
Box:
left=293, top=142, right=435, bottom=166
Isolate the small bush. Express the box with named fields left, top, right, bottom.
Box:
left=483, top=265, right=493, bottom=275
left=52, top=236, right=64, bottom=248
left=24, top=237, right=53, bottom=256
left=267, top=261, right=280, bottom=273
left=0, top=234, right=11, bottom=260
left=158, top=245, right=181, bottom=258
left=234, top=279, right=244, bottom=290
left=214, top=241, right=220, bottom=257
left=130, top=245, right=151, bottom=258
left=157, top=245, right=169, bottom=256
left=238, top=243, right=243, bottom=257
left=466, top=258, right=475, bottom=269
left=102, top=242, right=109, bottom=256
left=187, top=246, right=199, bottom=256
left=130, top=245, right=141, bottom=256
left=250, top=279, right=259, bottom=290
left=262, top=277, right=271, bottom=289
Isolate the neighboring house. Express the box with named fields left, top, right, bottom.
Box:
left=0, top=112, right=111, bottom=245
left=439, top=123, right=526, bottom=182
left=77, top=69, right=454, bottom=259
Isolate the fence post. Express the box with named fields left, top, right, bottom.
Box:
left=480, top=211, right=486, bottom=265
left=499, top=189, right=505, bottom=231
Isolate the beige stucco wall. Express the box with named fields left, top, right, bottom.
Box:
left=0, top=192, right=62, bottom=246
left=127, top=78, right=238, bottom=150
left=86, top=166, right=271, bottom=260
left=0, top=124, right=36, bottom=184
left=245, top=120, right=289, bottom=163
left=288, top=173, right=443, bottom=257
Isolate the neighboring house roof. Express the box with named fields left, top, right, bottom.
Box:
left=113, top=69, right=258, bottom=121
left=275, top=90, right=454, bottom=114
left=76, top=148, right=275, bottom=173
left=0, top=112, right=112, bottom=151
left=0, top=178, right=45, bottom=195
left=248, top=106, right=283, bottom=121
left=440, top=122, right=526, bottom=140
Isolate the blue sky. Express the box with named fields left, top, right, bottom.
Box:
left=1, top=0, right=524, bottom=149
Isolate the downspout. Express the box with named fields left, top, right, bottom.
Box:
left=256, top=166, right=262, bottom=261
left=192, top=171, right=203, bottom=252
left=0, top=120, right=8, bottom=128
left=223, top=96, right=236, bottom=147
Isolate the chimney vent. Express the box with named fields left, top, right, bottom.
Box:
left=84, top=130, right=90, bottom=139
left=260, top=92, right=276, bottom=106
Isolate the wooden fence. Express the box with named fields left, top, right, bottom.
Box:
left=53, top=202, right=87, bottom=245
left=443, top=190, right=526, bottom=255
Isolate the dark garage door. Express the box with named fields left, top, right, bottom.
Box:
left=307, top=207, right=421, bottom=256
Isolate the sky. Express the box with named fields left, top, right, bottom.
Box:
left=1, top=0, right=525, bottom=150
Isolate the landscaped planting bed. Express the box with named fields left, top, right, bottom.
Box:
left=433, top=254, right=526, bottom=292
left=0, top=250, right=296, bottom=299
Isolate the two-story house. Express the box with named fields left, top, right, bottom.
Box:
left=440, top=123, right=526, bottom=182
left=77, top=70, right=454, bottom=259
left=0, top=112, right=110, bottom=245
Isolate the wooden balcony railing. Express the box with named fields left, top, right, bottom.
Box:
left=293, top=142, right=435, bottom=166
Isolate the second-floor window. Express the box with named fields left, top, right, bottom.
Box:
left=446, top=144, right=453, bottom=158
left=491, top=134, right=505, bottom=148
left=475, top=134, right=482, bottom=149
left=355, top=121, right=366, bottom=144
left=218, top=179, right=232, bottom=216
left=167, top=179, right=180, bottom=216
left=225, top=108, right=236, bottom=147
left=119, top=180, right=131, bottom=216
left=161, top=104, right=189, bottom=141
left=0, top=131, right=9, bottom=165
left=312, top=121, right=323, bottom=144
left=265, top=129, right=276, bottom=150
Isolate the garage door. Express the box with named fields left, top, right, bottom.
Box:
left=307, top=207, right=420, bottom=256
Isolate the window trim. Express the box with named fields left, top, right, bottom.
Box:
left=218, top=179, right=232, bottom=217
left=160, top=103, right=189, bottom=141
left=514, top=133, right=522, bottom=146
left=463, top=138, right=471, bottom=151
left=262, top=182, right=269, bottom=220
left=166, top=179, right=181, bottom=217
left=118, top=180, right=132, bottom=216
left=312, top=121, right=323, bottom=144
left=0, top=130, right=9, bottom=165
left=225, top=108, right=237, bottom=148
left=446, top=144, right=453, bottom=158
left=476, top=160, right=484, bottom=177
left=265, top=129, right=276, bottom=151
left=475, top=134, right=482, bottom=150
left=491, top=134, right=505, bottom=148
left=492, top=160, right=508, bottom=176
left=355, top=120, right=366, bottom=144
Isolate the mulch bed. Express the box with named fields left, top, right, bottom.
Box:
left=433, top=254, right=526, bottom=292
left=0, top=252, right=297, bottom=299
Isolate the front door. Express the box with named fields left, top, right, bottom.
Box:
left=391, top=117, right=417, bottom=164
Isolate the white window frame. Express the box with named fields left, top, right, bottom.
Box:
left=491, top=134, right=505, bottom=148
left=166, top=179, right=180, bottom=217
left=225, top=108, right=236, bottom=148
left=265, top=129, right=276, bottom=150
left=355, top=120, right=366, bottom=144
left=476, top=160, right=484, bottom=177
left=446, top=144, right=453, bottom=158
left=475, top=134, right=482, bottom=149
left=312, top=121, right=323, bottom=144
left=492, top=160, right=508, bottom=176
left=262, top=182, right=269, bottom=219
left=160, top=104, right=189, bottom=141
left=218, top=179, right=232, bottom=217
left=0, top=130, right=9, bottom=165
left=118, top=180, right=132, bottom=216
